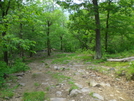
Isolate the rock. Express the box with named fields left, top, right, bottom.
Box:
left=50, top=98, right=66, bottom=101
left=108, top=68, right=115, bottom=71
left=56, top=91, right=62, bottom=96
left=14, top=72, right=24, bottom=76
left=4, top=96, right=10, bottom=100
left=86, top=62, right=91, bottom=64
left=82, top=75, right=87, bottom=78
left=81, top=87, right=90, bottom=93
left=69, top=89, right=81, bottom=97
left=77, top=69, right=85, bottom=73
left=54, top=66, right=60, bottom=70
left=74, top=83, right=83, bottom=88
left=74, top=72, right=80, bottom=75
left=109, top=99, right=116, bottom=101
left=17, top=76, right=22, bottom=79
left=6, top=83, right=11, bottom=86
left=105, top=83, right=111, bottom=87
left=119, top=97, right=125, bottom=100
left=100, top=82, right=111, bottom=87
left=89, top=80, right=98, bottom=87
left=94, top=84, right=101, bottom=87
left=86, top=72, right=89, bottom=74
left=93, top=93, right=104, bottom=100
left=32, top=72, right=42, bottom=76
left=41, top=82, right=49, bottom=85
left=19, top=83, right=25, bottom=86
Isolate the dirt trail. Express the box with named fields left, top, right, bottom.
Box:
left=5, top=53, right=134, bottom=101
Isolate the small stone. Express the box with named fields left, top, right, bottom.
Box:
left=69, top=89, right=81, bottom=97
left=93, top=93, right=104, bottom=100
left=105, top=83, right=111, bottom=87
left=82, top=75, right=87, bottom=78
left=81, top=87, right=90, bottom=93
left=56, top=91, right=62, bottom=96
left=6, top=83, right=11, bottom=86
left=108, top=68, right=115, bottom=71
left=119, top=97, right=125, bottom=100
left=116, top=90, right=120, bottom=93
left=4, top=96, right=10, bottom=99
left=110, top=94, right=114, bottom=97
left=54, top=66, right=60, bottom=70
left=94, top=84, right=101, bottom=87
left=17, top=76, right=22, bottom=79
left=109, top=99, right=116, bottom=101
left=86, top=62, right=91, bottom=64
left=42, top=82, right=49, bottom=85
left=19, top=83, right=25, bottom=86
left=74, top=83, right=83, bottom=88
left=50, top=98, right=66, bottom=101
left=14, top=72, right=24, bottom=76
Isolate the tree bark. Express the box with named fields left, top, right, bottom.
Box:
left=105, top=0, right=111, bottom=52
left=93, top=0, right=102, bottom=59
left=1, top=0, right=11, bottom=65
left=2, top=31, right=8, bottom=64
left=47, top=21, right=52, bottom=56
left=107, top=57, right=134, bottom=62
left=60, top=36, right=63, bottom=51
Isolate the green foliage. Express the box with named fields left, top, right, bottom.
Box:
left=23, top=91, right=46, bottom=101
left=11, top=59, right=30, bottom=73
left=68, top=80, right=79, bottom=93
left=0, top=88, right=15, bottom=99
left=34, top=83, right=40, bottom=87
left=89, top=92, right=94, bottom=97
left=87, top=66, right=108, bottom=74
left=116, top=62, right=134, bottom=80
left=0, top=61, right=10, bottom=87
left=0, top=59, right=29, bottom=87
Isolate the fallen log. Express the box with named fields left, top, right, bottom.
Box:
left=107, top=57, right=134, bottom=62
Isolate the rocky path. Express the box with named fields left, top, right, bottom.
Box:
left=6, top=55, right=134, bottom=101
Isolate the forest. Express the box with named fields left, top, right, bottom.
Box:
left=0, top=0, right=134, bottom=100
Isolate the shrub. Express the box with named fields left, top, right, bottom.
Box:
left=0, top=61, right=10, bottom=87
left=11, top=59, right=30, bottom=73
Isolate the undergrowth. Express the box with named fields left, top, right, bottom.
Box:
left=23, top=91, right=47, bottom=101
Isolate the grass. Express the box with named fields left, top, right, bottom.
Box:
left=34, top=83, right=40, bottom=86
left=68, top=80, right=79, bottom=93
left=23, top=91, right=47, bottom=101
left=101, top=61, right=129, bottom=67
left=0, top=89, right=14, bottom=99
left=51, top=72, right=71, bottom=82
left=51, top=52, right=93, bottom=64
left=0, top=85, right=18, bottom=99
left=86, top=66, right=108, bottom=74
left=89, top=92, right=97, bottom=99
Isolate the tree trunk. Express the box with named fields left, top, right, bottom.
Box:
left=105, top=0, right=111, bottom=52
left=47, top=21, right=52, bottom=56
left=2, top=31, right=8, bottom=64
left=93, top=0, right=102, bottom=59
left=107, top=57, right=134, bottom=62
left=1, top=1, right=11, bottom=65
left=60, top=36, right=63, bottom=51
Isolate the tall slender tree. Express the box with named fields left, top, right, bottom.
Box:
left=93, top=0, right=101, bottom=59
